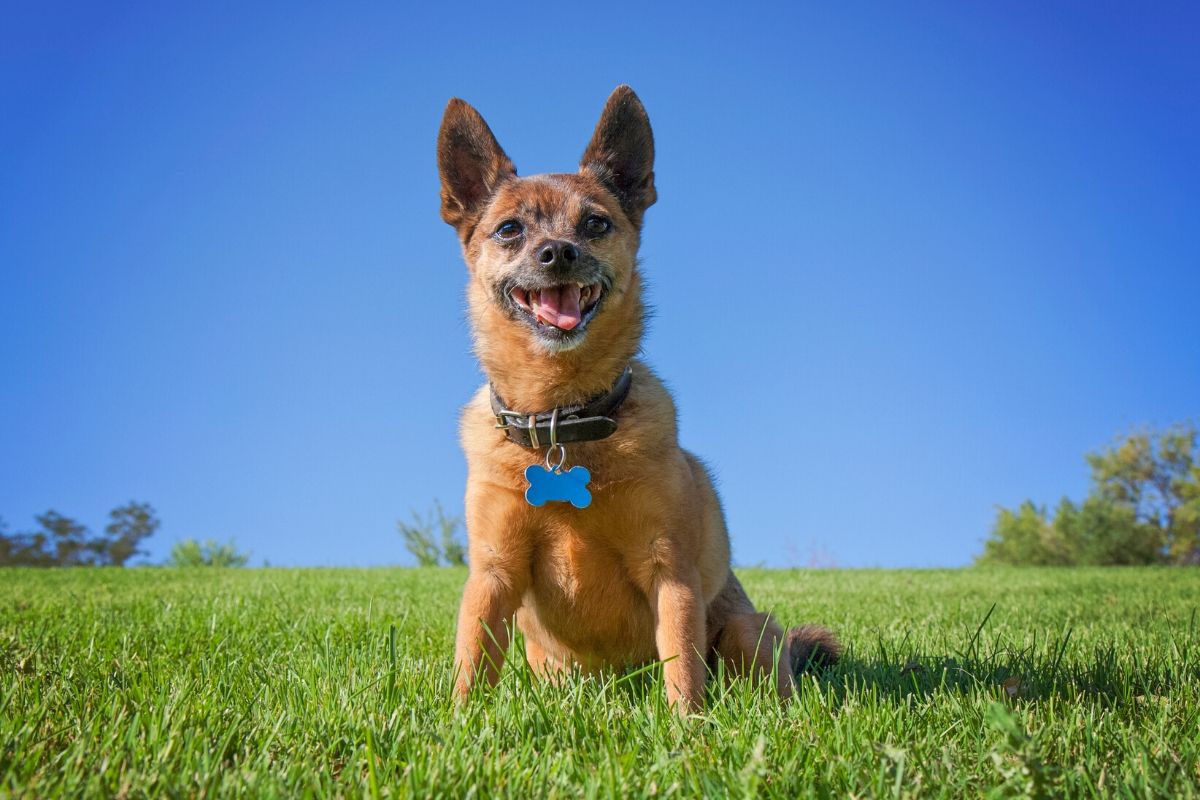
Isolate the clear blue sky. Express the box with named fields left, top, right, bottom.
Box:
left=2, top=2, right=1197, bottom=568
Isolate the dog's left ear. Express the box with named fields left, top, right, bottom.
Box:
left=438, top=98, right=517, bottom=236
left=579, top=85, right=656, bottom=228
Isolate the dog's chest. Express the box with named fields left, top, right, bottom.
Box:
left=521, top=519, right=658, bottom=663
left=530, top=522, right=634, bottom=597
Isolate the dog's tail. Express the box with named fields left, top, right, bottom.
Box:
left=786, top=624, right=842, bottom=675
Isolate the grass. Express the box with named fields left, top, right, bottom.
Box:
left=1, top=567, right=1198, bottom=798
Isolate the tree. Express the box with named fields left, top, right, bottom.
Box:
left=0, top=514, right=54, bottom=566
left=99, top=501, right=160, bottom=566
left=0, top=517, right=12, bottom=565
left=167, top=538, right=250, bottom=567
left=978, top=422, right=1198, bottom=566
left=1178, top=462, right=1200, bottom=565
left=36, top=511, right=93, bottom=566
left=1086, top=424, right=1198, bottom=564
left=397, top=501, right=466, bottom=566
left=0, top=502, right=161, bottom=567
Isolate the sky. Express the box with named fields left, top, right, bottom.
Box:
left=1, top=2, right=1197, bottom=568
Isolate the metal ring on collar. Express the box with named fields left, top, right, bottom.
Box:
left=544, top=443, right=566, bottom=472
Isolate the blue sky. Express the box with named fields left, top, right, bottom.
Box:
left=2, top=2, right=1197, bottom=568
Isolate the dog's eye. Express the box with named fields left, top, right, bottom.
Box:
left=584, top=215, right=611, bottom=236
left=494, top=220, right=524, bottom=241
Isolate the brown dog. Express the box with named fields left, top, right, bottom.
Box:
left=437, top=85, right=839, bottom=712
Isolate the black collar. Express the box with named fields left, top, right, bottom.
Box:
left=490, top=365, right=633, bottom=448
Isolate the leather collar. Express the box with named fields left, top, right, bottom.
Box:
left=490, top=365, right=633, bottom=448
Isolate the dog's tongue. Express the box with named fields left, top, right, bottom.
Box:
left=535, top=285, right=582, bottom=330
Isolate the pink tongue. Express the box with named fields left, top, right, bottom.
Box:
left=536, top=285, right=582, bottom=330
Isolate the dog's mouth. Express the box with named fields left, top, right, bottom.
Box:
left=508, top=282, right=605, bottom=333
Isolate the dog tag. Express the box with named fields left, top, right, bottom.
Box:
left=524, top=464, right=592, bottom=509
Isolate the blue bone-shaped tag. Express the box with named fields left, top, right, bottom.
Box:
left=524, top=464, right=592, bottom=509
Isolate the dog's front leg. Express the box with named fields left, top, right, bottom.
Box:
left=454, top=561, right=525, bottom=699
left=652, top=572, right=706, bottom=714
left=453, top=490, right=531, bottom=700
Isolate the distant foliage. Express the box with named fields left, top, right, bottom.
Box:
left=0, top=502, right=160, bottom=567
left=1087, top=424, right=1199, bottom=563
left=979, top=423, right=1199, bottom=566
left=399, top=512, right=440, bottom=566
left=168, top=538, right=250, bottom=568
left=103, top=502, right=160, bottom=566
left=437, top=500, right=467, bottom=566
left=398, top=501, right=466, bottom=567
left=980, top=501, right=1067, bottom=567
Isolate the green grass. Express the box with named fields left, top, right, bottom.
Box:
left=1, top=567, right=1198, bottom=798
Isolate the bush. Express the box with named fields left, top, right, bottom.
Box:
left=978, top=499, right=1083, bottom=566
left=397, top=501, right=465, bottom=566
left=168, top=538, right=250, bottom=568
left=1073, top=498, right=1162, bottom=566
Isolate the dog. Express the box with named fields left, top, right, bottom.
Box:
left=437, top=85, right=839, bottom=712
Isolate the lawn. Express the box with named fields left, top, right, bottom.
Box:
left=1, top=567, right=1197, bottom=797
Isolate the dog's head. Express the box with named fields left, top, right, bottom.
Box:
left=437, top=86, right=655, bottom=364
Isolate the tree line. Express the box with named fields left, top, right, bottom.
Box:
left=977, top=423, right=1199, bottom=566
left=1, top=496, right=461, bottom=568
left=8, top=423, right=1193, bottom=570
left=0, top=502, right=250, bottom=567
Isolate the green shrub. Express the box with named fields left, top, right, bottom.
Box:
left=167, top=538, right=250, bottom=568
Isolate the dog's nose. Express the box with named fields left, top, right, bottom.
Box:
left=537, top=241, right=579, bottom=269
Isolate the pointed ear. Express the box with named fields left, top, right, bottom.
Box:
left=579, top=85, right=656, bottom=228
left=437, top=98, right=516, bottom=234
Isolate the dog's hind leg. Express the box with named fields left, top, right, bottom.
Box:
left=705, top=573, right=795, bottom=700
left=523, top=635, right=551, bottom=674
left=711, top=610, right=796, bottom=701
left=517, top=618, right=561, bottom=677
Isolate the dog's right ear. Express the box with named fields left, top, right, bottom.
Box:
left=437, top=99, right=516, bottom=235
